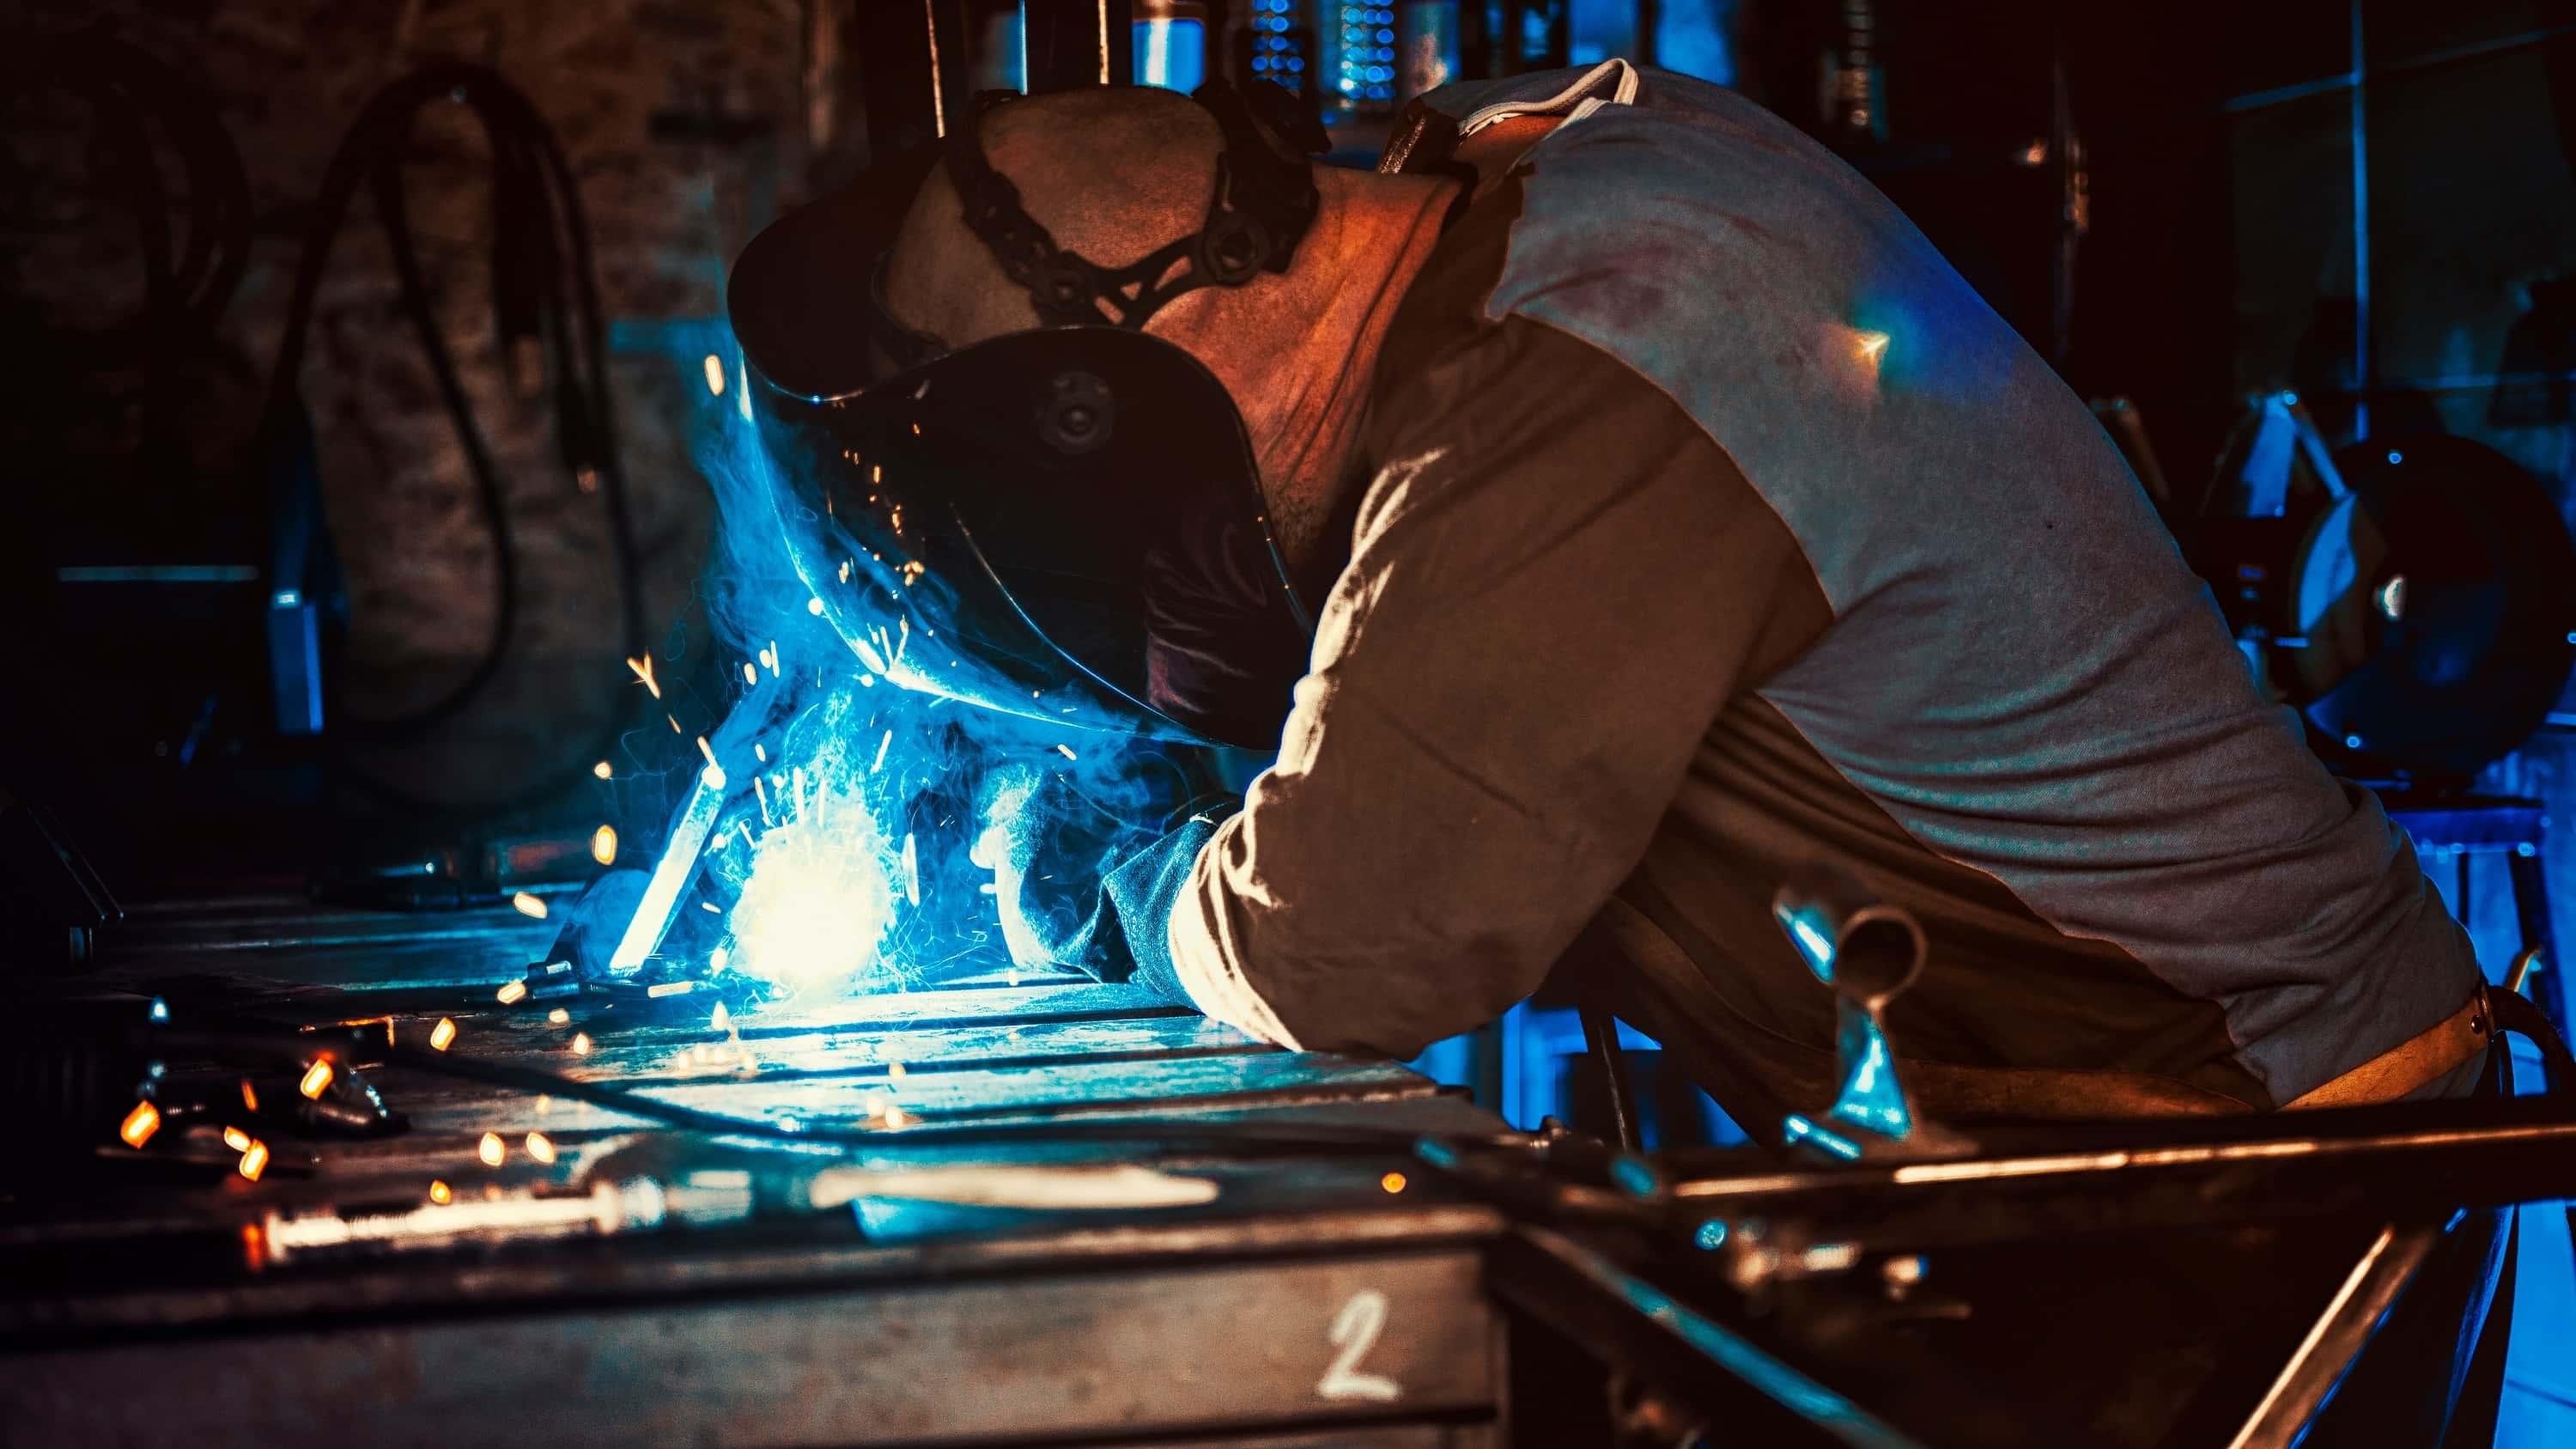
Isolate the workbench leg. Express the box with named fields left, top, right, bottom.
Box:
left=2507, top=849, right=2567, bottom=1045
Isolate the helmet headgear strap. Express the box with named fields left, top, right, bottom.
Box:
left=872, top=81, right=1327, bottom=368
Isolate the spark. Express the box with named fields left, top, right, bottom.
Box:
left=478, top=1132, right=506, bottom=1166
left=756, top=775, right=772, bottom=825
left=223, top=1125, right=252, bottom=1152
left=702, top=901, right=723, bottom=913
left=670, top=715, right=683, bottom=734
left=883, top=1104, right=912, bottom=1129
left=872, top=730, right=892, bottom=774
left=702, top=354, right=726, bottom=396
left=647, top=981, right=695, bottom=998
left=238, top=1140, right=270, bottom=1181
left=525, top=1132, right=556, bottom=1165
left=240, top=1079, right=259, bottom=1111
left=547, top=1008, right=570, bottom=1025
left=118, top=1100, right=160, bottom=1148
left=696, top=735, right=720, bottom=771
left=512, top=892, right=549, bottom=920
left=429, top=1179, right=452, bottom=1205
left=571, top=1032, right=592, bottom=1056
left=1382, top=1172, right=1407, bottom=1194
left=1055, top=744, right=1078, bottom=761
left=626, top=654, right=661, bottom=698
left=767, top=642, right=781, bottom=675
left=754, top=743, right=767, bottom=763
left=1856, top=329, right=1890, bottom=362
left=902, top=831, right=920, bottom=906
left=710, top=946, right=731, bottom=971
left=497, top=981, right=530, bottom=1004
left=592, top=760, right=613, bottom=780
left=536, top=1095, right=552, bottom=1114
left=744, top=662, right=759, bottom=685
left=592, top=825, right=618, bottom=866
left=887, top=1062, right=907, bottom=1080
left=710, top=1002, right=732, bottom=1033
left=298, top=1061, right=334, bottom=1099
left=859, top=674, right=874, bottom=687
left=839, top=561, right=850, bottom=583
left=430, top=1018, right=457, bottom=1050
left=807, top=597, right=824, bottom=616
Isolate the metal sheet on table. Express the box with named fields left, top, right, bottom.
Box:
left=1, top=1250, right=1498, bottom=1448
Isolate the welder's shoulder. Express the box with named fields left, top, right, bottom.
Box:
left=1485, top=81, right=1893, bottom=340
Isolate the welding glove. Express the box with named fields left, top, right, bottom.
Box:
left=975, top=766, right=1239, bottom=1005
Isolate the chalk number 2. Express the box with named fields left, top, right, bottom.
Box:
left=1315, top=1288, right=1402, bottom=1402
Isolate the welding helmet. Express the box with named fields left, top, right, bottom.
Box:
left=728, top=82, right=1330, bottom=749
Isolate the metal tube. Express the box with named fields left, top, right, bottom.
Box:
left=606, top=764, right=727, bottom=976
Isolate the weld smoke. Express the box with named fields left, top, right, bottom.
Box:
left=669, top=350, right=1195, bottom=996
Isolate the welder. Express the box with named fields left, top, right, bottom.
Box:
left=730, top=64, right=2516, bottom=1439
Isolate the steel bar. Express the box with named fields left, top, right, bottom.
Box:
left=1654, top=1096, right=2576, bottom=1253
left=2221, top=1221, right=2448, bottom=1449
left=1489, top=1226, right=1927, bottom=1449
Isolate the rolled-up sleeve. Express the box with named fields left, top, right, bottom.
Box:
left=1165, top=315, right=1807, bottom=1054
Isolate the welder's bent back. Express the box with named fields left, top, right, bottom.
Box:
left=1128, top=64, right=2482, bottom=1126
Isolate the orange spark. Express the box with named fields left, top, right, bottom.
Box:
left=118, top=1100, right=160, bottom=1148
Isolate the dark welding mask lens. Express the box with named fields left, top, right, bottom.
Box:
left=746, top=328, right=1314, bottom=749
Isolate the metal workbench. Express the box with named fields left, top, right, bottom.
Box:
left=0, top=896, right=1511, bottom=1447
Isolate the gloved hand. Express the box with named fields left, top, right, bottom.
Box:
left=972, top=764, right=1238, bottom=1001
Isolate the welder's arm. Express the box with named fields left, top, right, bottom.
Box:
left=1143, top=316, right=1804, bottom=1054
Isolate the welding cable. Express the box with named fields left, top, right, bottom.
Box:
left=252, top=63, right=647, bottom=790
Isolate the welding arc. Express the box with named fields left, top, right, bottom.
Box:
left=252, top=63, right=647, bottom=805
left=352, top=1035, right=1448, bottom=1154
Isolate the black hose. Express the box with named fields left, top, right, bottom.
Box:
left=256, top=63, right=647, bottom=801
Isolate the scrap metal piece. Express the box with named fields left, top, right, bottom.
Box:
left=1771, top=866, right=1949, bottom=1160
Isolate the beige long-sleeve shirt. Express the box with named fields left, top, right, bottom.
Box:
left=1150, top=67, right=2479, bottom=1129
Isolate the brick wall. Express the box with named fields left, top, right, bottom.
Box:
left=12, top=0, right=839, bottom=813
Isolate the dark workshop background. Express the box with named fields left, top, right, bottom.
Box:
left=3, top=0, right=2573, bottom=972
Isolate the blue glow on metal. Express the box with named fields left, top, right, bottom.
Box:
left=1610, top=1155, right=1660, bottom=1197
left=1826, top=1011, right=1915, bottom=1140
left=1604, top=1257, right=1908, bottom=1438
left=56, top=564, right=260, bottom=584
left=1694, top=1218, right=1729, bottom=1251
left=1785, top=912, right=1836, bottom=981
left=609, top=764, right=730, bottom=975
left=1133, top=18, right=1203, bottom=93
left=1782, top=1114, right=1863, bottom=1161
